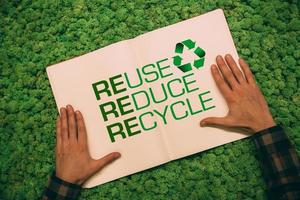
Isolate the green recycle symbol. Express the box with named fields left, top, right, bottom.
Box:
left=173, top=39, right=206, bottom=72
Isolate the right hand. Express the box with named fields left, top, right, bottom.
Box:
left=200, top=54, right=275, bottom=133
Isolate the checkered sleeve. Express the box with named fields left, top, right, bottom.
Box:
left=42, top=172, right=81, bottom=200
left=252, top=125, right=300, bottom=200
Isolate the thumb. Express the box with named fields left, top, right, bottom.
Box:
left=200, top=117, right=233, bottom=127
left=92, top=152, right=121, bottom=172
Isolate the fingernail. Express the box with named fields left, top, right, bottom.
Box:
left=115, top=152, right=121, bottom=158
left=200, top=121, right=206, bottom=127
left=217, top=55, right=222, bottom=60
left=225, top=54, right=230, bottom=58
left=211, top=65, right=216, bottom=70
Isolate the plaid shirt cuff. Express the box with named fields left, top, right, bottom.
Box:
left=252, top=125, right=300, bottom=200
left=42, top=172, right=81, bottom=200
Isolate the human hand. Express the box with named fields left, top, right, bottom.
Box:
left=55, top=105, right=121, bottom=185
left=200, top=54, right=275, bottom=133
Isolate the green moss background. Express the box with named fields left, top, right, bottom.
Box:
left=1, top=0, right=300, bottom=199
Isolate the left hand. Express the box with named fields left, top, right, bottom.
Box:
left=55, top=105, right=121, bottom=185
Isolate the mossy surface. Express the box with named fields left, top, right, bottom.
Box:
left=1, top=0, right=299, bottom=199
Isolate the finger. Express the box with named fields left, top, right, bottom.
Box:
left=211, top=64, right=232, bottom=98
left=238, top=58, right=255, bottom=84
left=76, top=110, right=87, bottom=147
left=67, top=105, right=77, bottom=142
left=60, top=107, right=69, bottom=141
left=216, top=55, right=238, bottom=89
left=200, top=116, right=233, bottom=127
left=224, top=54, right=246, bottom=84
left=56, top=116, right=62, bottom=151
left=92, top=152, right=121, bottom=172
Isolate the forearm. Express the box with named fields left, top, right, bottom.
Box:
left=42, top=172, right=81, bottom=200
left=252, top=126, right=300, bottom=200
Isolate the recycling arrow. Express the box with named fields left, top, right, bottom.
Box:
left=173, top=39, right=206, bottom=72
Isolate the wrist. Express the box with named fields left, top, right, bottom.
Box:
left=251, top=119, right=276, bottom=133
left=56, top=172, right=84, bottom=185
